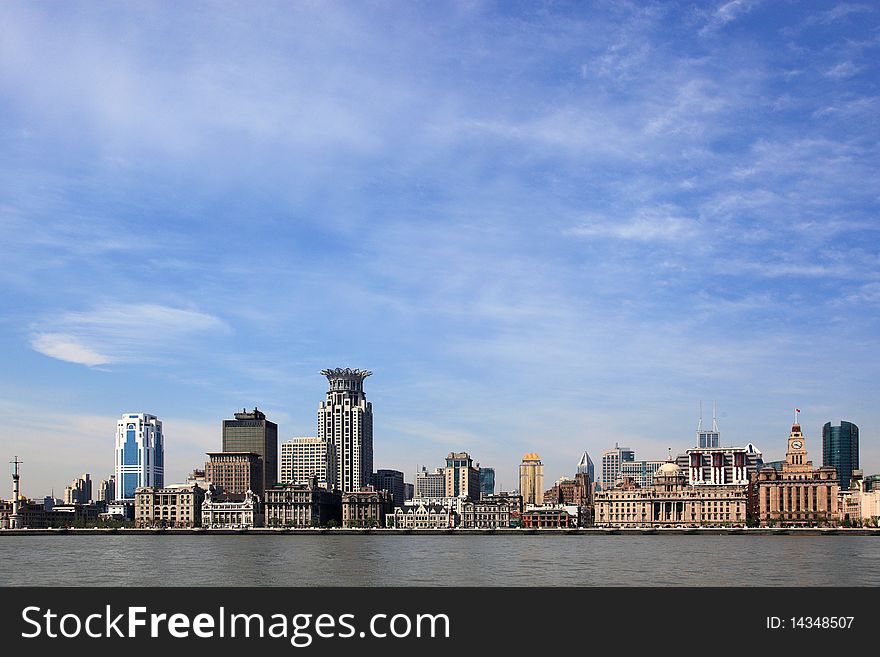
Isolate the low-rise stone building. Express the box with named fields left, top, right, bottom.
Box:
left=387, top=502, right=454, bottom=528
left=202, top=489, right=263, bottom=528
left=342, top=486, right=392, bottom=527
left=264, top=481, right=341, bottom=527
left=460, top=496, right=517, bottom=528
left=594, top=462, right=748, bottom=527
left=521, top=507, right=577, bottom=528
left=1, top=501, right=102, bottom=528
left=134, top=484, right=205, bottom=528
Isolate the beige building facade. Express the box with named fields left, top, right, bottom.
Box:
left=757, top=420, right=839, bottom=526
left=342, top=486, right=392, bottom=527
left=263, top=482, right=341, bottom=527
left=134, top=484, right=205, bottom=528
left=519, top=453, right=544, bottom=506
left=201, top=489, right=263, bottom=528
left=388, top=502, right=454, bottom=528
left=594, top=462, right=748, bottom=527
left=839, top=473, right=880, bottom=526
left=280, top=437, right=336, bottom=489
left=443, top=452, right=481, bottom=499
left=460, top=496, right=518, bottom=528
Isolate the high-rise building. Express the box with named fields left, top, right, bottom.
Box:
left=97, top=475, right=115, bottom=503
left=674, top=405, right=765, bottom=486
left=577, top=452, right=594, bottom=483
left=675, top=445, right=763, bottom=486
left=619, top=460, right=666, bottom=488
left=444, top=452, right=481, bottom=499
left=823, top=420, right=859, bottom=490
left=222, top=408, right=278, bottom=494
left=480, top=467, right=496, bottom=498
left=63, top=473, right=92, bottom=505
left=317, top=368, right=373, bottom=494
left=601, top=444, right=635, bottom=486
left=372, top=469, right=405, bottom=507
left=205, top=452, right=263, bottom=497
left=696, top=402, right=721, bottom=448
left=280, top=437, right=336, bottom=488
left=414, top=466, right=445, bottom=498
left=519, top=453, right=544, bottom=506
left=115, top=413, right=164, bottom=501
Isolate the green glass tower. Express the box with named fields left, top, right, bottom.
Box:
left=822, top=420, right=859, bottom=490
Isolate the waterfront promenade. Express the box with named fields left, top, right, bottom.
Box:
left=2, top=527, right=879, bottom=536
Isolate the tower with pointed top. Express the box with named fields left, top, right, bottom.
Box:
left=317, top=368, right=373, bottom=493
left=577, top=451, right=594, bottom=484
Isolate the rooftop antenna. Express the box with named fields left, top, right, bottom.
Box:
left=697, top=401, right=703, bottom=431
left=712, top=400, right=718, bottom=432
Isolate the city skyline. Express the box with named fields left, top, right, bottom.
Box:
left=0, top=374, right=871, bottom=500
left=2, top=3, right=878, bottom=495
left=1, top=376, right=874, bottom=500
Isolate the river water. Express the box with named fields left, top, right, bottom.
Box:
left=1, top=535, right=878, bottom=586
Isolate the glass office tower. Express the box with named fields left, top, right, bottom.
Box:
left=115, top=413, right=163, bottom=501
left=823, top=420, right=859, bottom=490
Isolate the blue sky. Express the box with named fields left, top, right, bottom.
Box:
left=1, top=1, right=878, bottom=497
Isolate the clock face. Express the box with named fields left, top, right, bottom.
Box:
left=791, top=440, right=803, bottom=450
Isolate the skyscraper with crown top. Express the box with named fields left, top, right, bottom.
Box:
left=317, top=368, right=374, bottom=493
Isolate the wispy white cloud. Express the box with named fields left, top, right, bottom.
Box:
left=825, top=60, right=860, bottom=78
left=798, top=3, right=878, bottom=29
left=29, top=304, right=230, bottom=367
left=1, top=2, right=879, bottom=484
left=700, top=0, right=760, bottom=35
left=566, top=207, right=700, bottom=242
left=29, top=334, right=111, bottom=367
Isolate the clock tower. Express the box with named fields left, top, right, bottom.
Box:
left=756, top=409, right=840, bottom=526
left=785, top=409, right=810, bottom=471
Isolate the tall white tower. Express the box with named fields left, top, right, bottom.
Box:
left=317, top=368, right=373, bottom=493
left=10, top=456, right=22, bottom=529
left=115, top=413, right=164, bottom=501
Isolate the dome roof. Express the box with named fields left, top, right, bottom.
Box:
left=656, top=461, right=681, bottom=476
